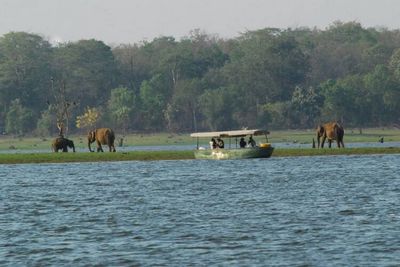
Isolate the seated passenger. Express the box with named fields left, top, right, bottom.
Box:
left=217, top=138, right=224, bottom=148
left=248, top=135, right=256, bottom=147
left=239, top=137, right=247, bottom=148
left=210, top=138, right=217, bottom=149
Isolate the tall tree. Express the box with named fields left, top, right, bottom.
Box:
left=139, top=74, right=171, bottom=130
left=112, top=44, right=151, bottom=94
left=108, top=87, right=136, bottom=132
left=52, top=39, right=118, bottom=112
left=198, top=87, right=237, bottom=130
left=0, top=32, right=52, bottom=122
left=5, top=98, right=34, bottom=136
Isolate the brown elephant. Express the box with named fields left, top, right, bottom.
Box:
left=52, top=136, right=76, bottom=152
left=316, top=122, right=344, bottom=148
left=88, top=128, right=116, bottom=152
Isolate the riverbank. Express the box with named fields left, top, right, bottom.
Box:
left=0, top=127, right=399, bottom=151
left=1, top=147, right=400, bottom=164
left=0, top=151, right=194, bottom=164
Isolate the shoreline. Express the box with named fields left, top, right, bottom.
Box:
left=1, top=147, right=400, bottom=164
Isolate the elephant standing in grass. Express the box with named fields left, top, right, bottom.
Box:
left=316, top=122, right=345, bottom=148
left=52, top=137, right=76, bottom=152
left=88, top=128, right=116, bottom=152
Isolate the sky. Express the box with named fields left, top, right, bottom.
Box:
left=1, top=0, right=400, bottom=45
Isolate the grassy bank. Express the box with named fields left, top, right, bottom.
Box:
left=1, top=147, right=400, bottom=164
left=272, top=147, right=400, bottom=157
left=1, top=127, right=399, bottom=151
left=0, top=151, right=195, bottom=164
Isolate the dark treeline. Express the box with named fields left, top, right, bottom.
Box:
left=1, top=21, right=400, bottom=136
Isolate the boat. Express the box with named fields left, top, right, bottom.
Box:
left=190, top=129, right=274, bottom=160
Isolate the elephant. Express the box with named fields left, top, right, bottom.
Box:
left=316, top=122, right=345, bottom=148
left=52, top=136, right=76, bottom=152
left=88, top=128, right=116, bottom=152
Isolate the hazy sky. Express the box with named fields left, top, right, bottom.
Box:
left=1, top=0, right=399, bottom=45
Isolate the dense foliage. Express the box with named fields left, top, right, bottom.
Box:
left=1, top=22, right=400, bottom=135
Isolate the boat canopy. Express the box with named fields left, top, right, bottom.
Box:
left=190, top=129, right=270, bottom=138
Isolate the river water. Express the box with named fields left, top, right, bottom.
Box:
left=1, top=155, right=399, bottom=266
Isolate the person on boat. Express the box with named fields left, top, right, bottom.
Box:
left=248, top=135, right=256, bottom=147
left=239, top=137, right=247, bottom=148
left=210, top=138, right=217, bottom=149
left=217, top=138, right=224, bottom=148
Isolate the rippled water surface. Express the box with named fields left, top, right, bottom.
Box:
left=1, top=155, right=400, bottom=266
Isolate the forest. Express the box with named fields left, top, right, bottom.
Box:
left=1, top=21, right=400, bottom=136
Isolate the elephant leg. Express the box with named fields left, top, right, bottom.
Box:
left=109, top=145, right=116, bottom=152
left=62, top=146, right=68, bottom=152
left=328, top=140, right=332, bottom=148
left=96, top=141, right=104, bottom=152
left=336, top=139, right=341, bottom=148
left=321, top=136, right=326, bottom=148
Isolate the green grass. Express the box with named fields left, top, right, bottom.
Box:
left=1, top=147, right=400, bottom=164
left=1, top=127, right=399, bottom=151
left=268, top=128, right=400, bottom=144
left=0, top=151, right=195, bottom=164
left=0, top=132, right=192, bottom=151
left=273, top=147, right=400, bottom=157
left=0, top=127, right=399, bottom=164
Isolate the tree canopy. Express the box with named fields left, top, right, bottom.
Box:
left=1, top=22, right=400, bottom=135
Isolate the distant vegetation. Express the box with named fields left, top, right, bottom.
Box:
left=1, top=21, right=400, bottom=136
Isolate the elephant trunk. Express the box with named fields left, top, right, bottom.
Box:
left=71, top=143, right=76, bottom=152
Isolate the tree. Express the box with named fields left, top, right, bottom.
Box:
left=48, top=78, right=78, bottom=136
left=0, top=32, right=52, bottom=124
left=198, top=87, right=237, bottom=130
left=36, top=109, right=55, bottom=137
left=308, top=21, right=378, bottom=86
left=76, top=107, right=101, bottom=131
left=363, top=65, right=396, bottom=125
left=319, top=79, right=356, bottom=124
left=164, top=79, right=202, bottom=131
left=290, top=86, right=323, bottom=127
left=260, top=101, right=291, bottom=129
left=108, top=87, right=135, bottom=132
left=112, top=43, right=151, bottom=94
left=5, top=99, right=34, bottom=136
left=52, top=39, right=118, bottom=111
left=139, top=74, right=171, bottom=130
